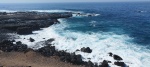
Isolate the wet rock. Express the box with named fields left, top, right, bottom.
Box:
left=16, top=41, right=22, bottom=45
left=85, top=61, right=99, bottom=67
left=43, top=38, right=55, bottom=46
left=29, top=37, right=35, bottom=42
left=69, top=53, right=83, bottom=65
left=81, top=47, right=92, bottom=53
left=113, top=55, right=123, bottom=60
left=114, top=62, right=125, bottom=67
left=46, top=38, right=55, bottom=43
left=100, top=60, right=109, bottom=67
left=108, top=52, right=113, bottom=57
left=107, top=61, right=111, bottom=63
left=76, top=49, right=80, bottom=51
left=17, top=27, right=32, bottom=35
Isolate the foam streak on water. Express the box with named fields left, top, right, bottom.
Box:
left=15, top=19, right=150, bottom=67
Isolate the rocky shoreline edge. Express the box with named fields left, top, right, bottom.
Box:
left=0, top=12, right=127, bottom=67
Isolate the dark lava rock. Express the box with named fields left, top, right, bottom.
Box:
left=44, top=38, right=55, bottom=46
left=81, top=47, right=92, bottom=53
left=37, top=45, right=85, bottom=65
left=60, top=53, right=84, bottom=65
left=16, top=41, right=22, bottom=45
left=47, top=38, right=55, bottom=43
left=113, top=55, right=123, bottom=60
left=114, top=62, right=125, bottom=67
left=0, top=40, right=15, bottom=52
left=17, top=27, right=32, bottom=35
left=100, top=60, right=109, bottom=67
left=108, top=52, right=113, bottom=57
left=37, top=46, right=56, bottom=57
left=14, top=43, right=28, bottom=52
left=85, top=61, right=99, bottom=67
left=0, top=40, right=28, bottom=52
left=76, top=49, right=80, bottom=51
left=29, top=37, right=35, bottom=42
left=0, top=12, right=7, bottom=15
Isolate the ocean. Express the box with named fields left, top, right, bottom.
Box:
left=0, top=2, right=150, bottom=67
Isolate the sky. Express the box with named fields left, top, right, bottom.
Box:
left=0, top=0, right=149, bottom=3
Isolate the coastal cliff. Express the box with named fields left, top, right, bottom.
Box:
left=0, top=11, right=126, bottom=67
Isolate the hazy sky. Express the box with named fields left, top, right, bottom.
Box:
left=0, top=0, right=149, bottom=3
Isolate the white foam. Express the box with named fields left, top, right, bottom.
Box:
left=0, top=10, right=17, bottom=12
left=29, top=10, right=76, bottom=13
left=15, top=19, right=150, bottom=67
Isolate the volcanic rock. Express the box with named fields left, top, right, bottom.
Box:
left=85, top=61, right=99, bottom=67
left=0, top=40, right=27, bottom=52
left=113, top=55, right=123, bottom=60
left=37, top=46, right=56, bottom=57
left=114, top=62, right=125, bottom=67
left=60, top=53, right=84, bottom=65
left=17, top=27, right=32, bottom=35
left=29, top=37, right=35, bottom=42
left=108, top=52, right=113, bottom=57
left=101, top=60, right=109, bottom=67
left=81, top=47, right=92, bottom=53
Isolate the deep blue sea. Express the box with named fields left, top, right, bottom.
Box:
left=1, top=2, right=150, bottom=67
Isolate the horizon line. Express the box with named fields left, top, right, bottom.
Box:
left=0, top=1, right=150, bottom=4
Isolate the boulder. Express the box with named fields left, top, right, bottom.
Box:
left=29, top=37, right=35, bottom=42
left=114, top=62, right=125, bottom=67
left=81, top=47, right=92, bottom=53
left=113, top=55, right=123, bottom=60
left=100, top=60, right=109, bottom=67
left=46, top=38, right=55, bottom=44
left=16, top=41, right=22, bottom=45
left=108, top=52, right=113, bottom=57
left=85, top=61, right=99, bottom=67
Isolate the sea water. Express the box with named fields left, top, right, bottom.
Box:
left=0, top=2, right=150, bottom=67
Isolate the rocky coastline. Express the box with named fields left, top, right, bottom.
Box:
left=0, top=12, right=127, bottom=67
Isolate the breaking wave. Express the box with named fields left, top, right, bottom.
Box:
left=15, top=19, right=150, bottom=67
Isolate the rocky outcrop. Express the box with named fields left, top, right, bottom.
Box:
left=0, top=12, right=72, bottom=35
left=81, top=47, right=92, bottom=53
left=37, top=45, right=85, bottom=65
left=0, top=40, right=28, bottom=52
left=17, top=27, right=32, bottom=35
left=0, top=12, right=72, bottom=20
left=37, top=45, right=56, bottom=57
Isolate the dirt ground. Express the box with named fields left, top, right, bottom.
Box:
left=0, top=50, right=84, bottom=67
